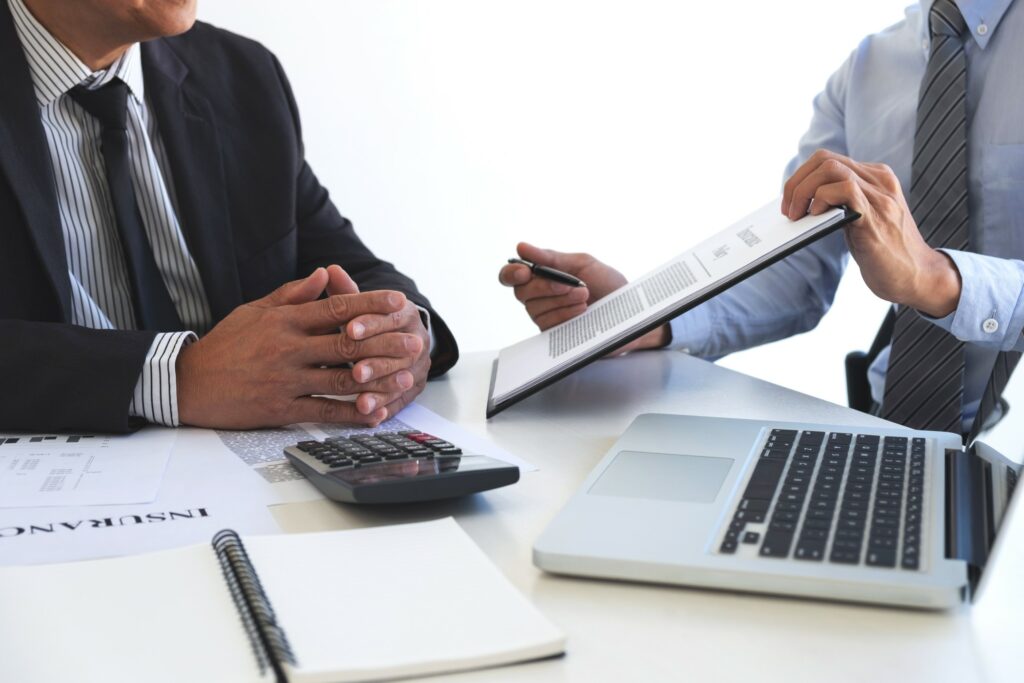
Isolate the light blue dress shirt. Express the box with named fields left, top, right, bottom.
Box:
left=669, top=0, right=1024, bottom=430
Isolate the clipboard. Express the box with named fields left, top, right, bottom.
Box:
left=486, top=200, right=859, bottom=418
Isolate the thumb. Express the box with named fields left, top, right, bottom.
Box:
left=326, top=264, right=360, bottom=296
left=256, top=267, right=328, bottom=307
left=517, top=242, right=588, bottom=273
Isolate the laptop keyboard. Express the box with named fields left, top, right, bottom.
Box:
left=719, top=429, right=926, bottom=570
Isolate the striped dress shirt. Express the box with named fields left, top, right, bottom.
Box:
left=9, top=0, right=211, bottom=426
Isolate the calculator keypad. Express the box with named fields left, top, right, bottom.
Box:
left=295, top=431, right=462, bottom=470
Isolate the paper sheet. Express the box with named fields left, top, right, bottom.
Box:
left=247, top=518, right=565, bottom=682
left=211, top=402, right=536, bottom=504
left=0, top=428, right=175, bottom=508
left=0, top=428, right=279, bottom=565
left=490, top=200, right=847, bottom=408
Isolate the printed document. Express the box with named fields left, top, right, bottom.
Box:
left=0, top=428, right=279, bottom=566
left=0, top=428, right=175, bottom=508
left=488, top=199, right=852, bottom=416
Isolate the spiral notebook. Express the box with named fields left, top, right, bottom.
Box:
left=0, top=518, right=565, bottom=683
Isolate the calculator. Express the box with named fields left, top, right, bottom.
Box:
left=283, top=430, right=520, bottom=504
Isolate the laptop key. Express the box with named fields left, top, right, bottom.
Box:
left=866, top=549, right=897, bottom=567
left=794, top=540, right=825, bottom=561
left=830, top=549, right=860, bottom=564
left=759, top=532, right=794, bottom=558
left=733, top=509, right=766, bottom=523
left=738, top=498, right=769, bottom=513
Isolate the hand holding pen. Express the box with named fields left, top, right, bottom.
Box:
left=498, top=242, right=671, bottom=349
left=498, top=242, right=609, bottom=331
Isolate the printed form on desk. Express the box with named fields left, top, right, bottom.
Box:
left=0, top=428, right=175, bottom=508
left=0, top=428, right=279, bottom=565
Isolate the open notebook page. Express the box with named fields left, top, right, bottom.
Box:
left=246, top=517, right=565, bottom=683
left=0, top=543, right=262, bottom=683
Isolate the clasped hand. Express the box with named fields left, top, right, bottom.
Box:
left=177, top=265, right=430, bottom=429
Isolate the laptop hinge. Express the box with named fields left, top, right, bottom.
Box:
left=944, top=447, right=994, bottom=594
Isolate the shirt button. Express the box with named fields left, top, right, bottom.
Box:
left=922, top=39, right=929, bottom=51
left=982, top=318, right=999, bottom=334
left=977, top=23, right=988, bottom=36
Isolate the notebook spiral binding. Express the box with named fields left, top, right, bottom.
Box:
left=213, top=529, right=297, bottom=683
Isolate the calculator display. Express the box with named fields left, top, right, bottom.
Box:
left=330, top=456, right=463, bottom=485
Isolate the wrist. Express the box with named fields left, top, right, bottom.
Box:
left=910, top=249, right=962, bottom=318
left=175, top=343, right=198, bottom=426
left=638, top=324, right=671, bottom=350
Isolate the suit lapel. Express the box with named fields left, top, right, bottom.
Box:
left=141, top=39, right=241, bottom=321
left=0, top=1, right=71, bottom=320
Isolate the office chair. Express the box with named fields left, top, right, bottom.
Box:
left=848, top=308, right=1014, bottom=432
left=845, top=307, right=895, bottom=413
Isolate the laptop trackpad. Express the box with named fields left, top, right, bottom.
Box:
left=588, top=450, right=733, bottom=503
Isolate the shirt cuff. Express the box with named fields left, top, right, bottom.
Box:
left=128, top=331, right=197, bottom=427
left=930, top=249, right=1024, bottom=351
left=416, top=305, right=438, bottom=358
left=667, top=303, right=714, bottom=355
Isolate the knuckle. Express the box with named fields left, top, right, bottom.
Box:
left=317, top=400, right=340, bottom=423
left=330, top=371, right=353, bottom=395
left=326, top=295, right=350, bottom=321
left=334, top=332, right=360, bottom=359
left=877, top=194, right=900, bottom=216
left=821, top=158, right=846, bottom=175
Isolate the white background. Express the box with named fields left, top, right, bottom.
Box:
left=197, top=0, right=912, bottom=407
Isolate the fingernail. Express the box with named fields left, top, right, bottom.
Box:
left=363, top=396, right=377, bottom=413
left=398, top=371, right=413, bottom=389
left=351, top=322, right=365, bottom=339
left=357, top=365, right=372, bottom=382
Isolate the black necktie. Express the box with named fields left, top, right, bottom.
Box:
left=69, top=79, right=182, bottom=331
left=880, top=0, right=969, bottom=433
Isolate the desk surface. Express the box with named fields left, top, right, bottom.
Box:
left=271, top=350, right=1022, bottom=683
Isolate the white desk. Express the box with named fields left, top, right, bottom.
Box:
left=272, top=350, right=1023, bottom=683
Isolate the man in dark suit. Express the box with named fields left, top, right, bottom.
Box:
left=0, top=0, right=458, bottom=433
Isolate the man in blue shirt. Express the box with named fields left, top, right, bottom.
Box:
left=499, top=0, right=1023, bottom=437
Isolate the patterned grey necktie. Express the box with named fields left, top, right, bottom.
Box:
left=880, top=0, right=970, bottom=433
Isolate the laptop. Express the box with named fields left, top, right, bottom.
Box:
left=533, top=414, right=1021, bottom=609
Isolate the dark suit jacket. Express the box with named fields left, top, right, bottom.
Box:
left=0, top=6, right=458, bottom=433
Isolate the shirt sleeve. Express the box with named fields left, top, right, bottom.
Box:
left=128, top=331, right=196, bottom=426
left=668, top=50, right=856, bottom=358
left=924, top=249, right=1024, bottom=352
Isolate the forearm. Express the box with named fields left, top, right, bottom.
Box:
left=0, top=321, right=155, bottom=433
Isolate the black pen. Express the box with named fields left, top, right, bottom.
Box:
left=508, top=258, right=586, bottom=288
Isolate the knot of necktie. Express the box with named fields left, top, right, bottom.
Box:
left=929, top=0, right=969, bottom=40
left=69, top=79, right=130, bottom=132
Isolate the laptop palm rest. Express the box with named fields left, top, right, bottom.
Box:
left=587, top=450, right=734, bottom=504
